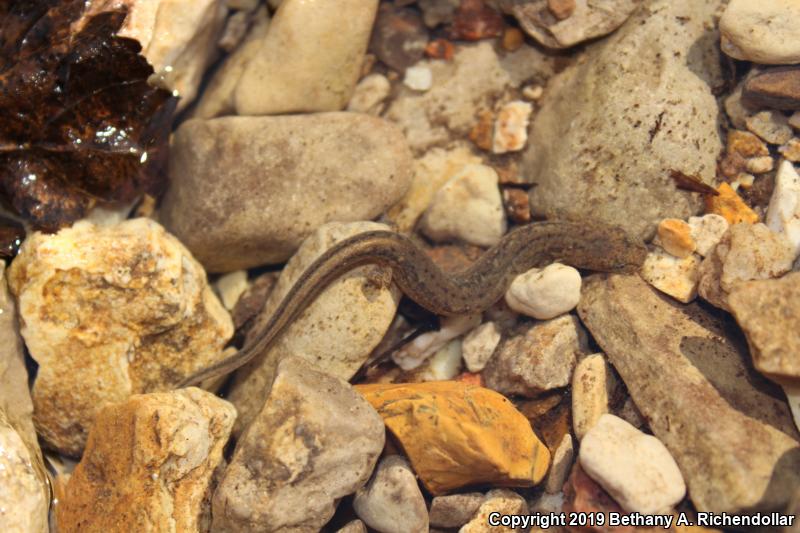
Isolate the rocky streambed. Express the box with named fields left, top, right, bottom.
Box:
left=1, top=0, right=800, bottom=532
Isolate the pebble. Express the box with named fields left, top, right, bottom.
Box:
left=580, top=414, right=686, bottom=514
left=572, top=354, right=619, bottom=441
left=792, top=111, right=800, bottom=130
left=656, top=218, right=696, bottom=258
left=462, top=321, right=502, bottom=373
left=356, top=381, right=551, bottom=494
left=578, top=275, right=800, bottom=513
left=0, top=417, right=48, bottom=533
left=418, top=0, right=460, bottom=28
left=413, top=339, right=464, bottom=382
left=743, top=66, right=800, bottom=110
left=234, top=0, right=378, bottom=114
left=404, top=65, right=434, bottom=91
left=161, top=113, right=412, bottom=271
left=347, top=73, right=392, bottom=115
left=214, top=357, right=385, bottom=532
left=780, top=138, right=800, bottom=162
left=766, top=160, right=800, bottom=257
left=704, top=182, right=759, bottom=225
left=492, top=101, right=533, bottom=154
left=503, top=187, right=533, bottom=223
left=460, top=489, right=528, bottom=533
left=218, top=9, right=253, bottom=52
left=337, top=521, right=367, bottom=533
left=429, top=493, right=485, bottom=529
left=545, top=433, right=575, bottom=494
left=720, top=0, right=800, bottom=65
left=497, top=0, right=640, bottom=49
left=394, top=314, right=481, bottom=371
left=504, top=263, right=582, bottom=319
left=420, top=163, right=507, bottom=247
left=640, top=248, right=702, bottom=303
left=56, top=388, right=236, bottom=532
left=7, top=219, right=233, bottom=456
left=226, top=222, right=401, bottom=435
left=483, top=316, right=588, bottom=397
left=214, top=270, right=248, bottom=310
left=353, top=455, right=429, bottom=533
left=523, top=0, right=723, bottom=240
left=449, top=0, right=505, bottom=41
left=746, top=110, right=794, bottom=145
left=369, top=5, right=429, bottom=72
left=563, top=464, right=628, bottom=532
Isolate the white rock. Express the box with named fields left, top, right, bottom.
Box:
left=580, top=414, right=686, bottom=514
left=688, top=214, right=730, bottom=257
left=505, top=263, right=582, bottom=319
left=404, top=66, right=433, bottom=92
left=354, top=456, right=429, bottom=533
left=420, top=164, right=507, bottom=247
left=462, top=321, right=501, bottom=372
left=746, top=110, right=794, bottom=145
left=640, top=248, right=701, bottom=303
left=214, top=270, right=248, bottom=310
left=0, top=418, right=48, bottom=533
left=572, top=354, right=618, bottom=441
left=767, top=160, right=800, bottom=258
left=234, top=0, right=378, bottom=115
left=418, top=339, right=464, bottom=381
left=545, top=433, right=574, bottom=494
left=720, top=0, right=800, bottom=65
left=393, top=314, right=481, bottom=371
left=747, top=155, right=775, bottom=174
left=347, top=73, right=392, bottom=115
left=492, top=101, right=533, bottom=154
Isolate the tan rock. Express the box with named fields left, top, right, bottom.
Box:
left=460, top=489, right=528, bottom=533
left=688, top=214, right=729, bottom=257
left=337, top=520, right=368, bottom=533
left=657, top=219, right=696, bottom=258
left=0, top=414, right=48, bottom=533
left=393, top=314, right=481, bottom=371
left=747, top=110, right=794, bottom=145
left=544, top=433, right=574, bottom=494
left=572, top=353, right=619, bottom=441
left=641, top=248, right=701, bottom=303
left=720, top=0, right=800, bottom=65
left=213, top=357, right=385, bottom=532
left=56, top=388, right=236, bottom=532
left=429, top=493, right=485, bottom=529
left=492, top=101, right=533, bottom=154
left=7, top=219, right=232, bottom=456
left=347, top=73, right=392, bottom=115
left=462, top=321, right=502, bottom=373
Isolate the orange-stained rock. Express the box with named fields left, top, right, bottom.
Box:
left=656, top=219, right=696, bottom=258
left=355, top=381, right=550, bottom=494
left=704, top=182, right=759, bottom=225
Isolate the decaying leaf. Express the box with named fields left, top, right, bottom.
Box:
left=0, top=0, right=174, bottom=230
left=669, top=169, right=719, bottom=196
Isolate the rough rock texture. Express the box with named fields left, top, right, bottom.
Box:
left=641, top=248, right=701, bottom=303
left=719, top=0, right=800, bottom=65
left=544, top=433, right=575, bottom=494
left=483, top=315, right=588, bottom=397
left=460, top=489, right=528, bottom=533
left=56, top=388, right=236, bottom=533
left=337, top=520, right=368, bottom=533
left=0, top=415, right=48, bottom=533
left=234, top=0, right=378, bottom=115
left=462, top=321, right=502, bottom=372
left=429, top=493, right=485, bottom=529
left=572, top=353, right=618, bottom=441
left=505, top=263, right=582, bottom=319
left=744, top=67, right=800, bottom=111
left=213, top=357, right=385, bottom=532
left=7, top=219, right=233, bottom=455
left=523, top=0, right=724, bottom=240
left=578, top=274, right=800, bottom=513
left=497, top=0, right=642, bottom=49
left=161, top=113, right=413, bottom=271
left=227, top=222, right=401, bottom=435
left=689, top=214, right=729, bottom=257
left=767, top=161, right=800, bottom=257
left=353, top=455, right=429, bottom=533
left=728, top=272, right=800, bottom=386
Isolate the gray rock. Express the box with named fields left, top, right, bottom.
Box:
left=523, top=0, right=724, bottom=240
left=212, top=357, right=385, bottom=532
left=429, top=492, right=485, bottom=528
left=161, top=113, right=413, bottom=272
left=353, top=455, right=429, bottom=533
left=578, top=274, right=800, bottom=513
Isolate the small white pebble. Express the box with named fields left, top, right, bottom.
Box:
left=392, top=314, right=481, bottom=370
left=522, top=84, right=544, bottom=100
left=492, top=101, right=533, bottom=154
left=419, top=339, right=463, bottom=381
left=505, top=263, right=581, bottom=320
left=214, top=270, right=248, bottom=310
left=688, top=214, right=729, bottom=257
left=766, top=160, right=800, bottom=258
left=640, top=248, right=701, bottom=303
left=745, top=156, right=774, bottom=174
left=461, top=321, right=501, bottom=372
left=403, top=65, right=432, bottom=91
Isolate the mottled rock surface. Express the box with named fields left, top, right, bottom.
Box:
left=429, top=493, right=485, bottom=528
left=0, top=415, right=48, bottom=533
left=572, top=353, right=618, bottom=441
left=720, top=0, right=800, bottom=65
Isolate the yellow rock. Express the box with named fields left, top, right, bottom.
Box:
left=657, top=219, right=696, bottom=258
left=705, top=182, right=758, bottom=225
left=355, top=381, right=550, bottom=495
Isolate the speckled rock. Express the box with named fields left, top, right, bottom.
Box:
left=462, top=321, right=502, bottom=372
left=720, top=0, right=800, bottom=65
left=213, top=357, right=385, bottom=532
left=0, top=414, right=48, bottom=533
left=505, top=263, right=582, bottom=319
left=353, top=455, right=429, bottom=533
left=641, top=248, right=701, bottom=303
left=429, top=493, right=485, bottom=528
left=523, top=0, right=723, bottom=240
left=767, top=161, right=800, bottom=257
left=394, top=314, right=481, bottom=371
left=747, top=110, right=794, bottom=145
left=56, top=388, right=236, bottom=532
left=7, top=219, right=233, bottom=456
left=161, top=113, right=413, bottom=271
left=688, top=214, right=729, bottom=257
left=572, top=353, right=619, bottom=441
left=460, top=489, right=528, bottom=533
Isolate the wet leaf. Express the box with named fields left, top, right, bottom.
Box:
left=0, top=0, right=174, bottom=230
left=669, top=169, right=719, bottom=196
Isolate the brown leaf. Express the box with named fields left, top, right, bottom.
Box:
left=669, top=169, right=719, bottom=196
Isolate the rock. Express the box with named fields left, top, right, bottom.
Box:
left=780, top=138, right=800, bottom=162
left=563, top=463, right=640, bottom=533
left=503, top=187, right=532, bottom=223
left=0, top=415, right=48, bottom=533
left=743, top=66, right=800, bottom=110
left=580, top=414, right=686, bottom=514
left=698, top=223, right=795, bottom=310
left=747, top=110, right=794, bottom=145
left=792, top=111, right=800, bottom=130
left=227, top=222, right=400, bottom=435
left=214, top=270, right=248, bottom=310
left=492, top=101, right=533, bottom=154
left=337, top=521, right=368, bottom=533
left=725, top=82, right=757, bottom=130
left=218, top=9, right=253, bottom=52
left=728, top=272, right=800, bottom=386
left=497, top=0, right=641, bottom=49
left=369, top=5, right=429, bottom=72
left=720, top=0, right=800, bottom=65
left=572, top=354, right=619, bottom=441
left=419, top=0, right=460, bottom=27
left=420, top=163, right=507, bottom=247
left=385, top=41, right=555, bottom=153
left=394, top=314, right=481, bottom=371
left=233, top=0, right=378, bottom=115
left=505, top=263, right=582, bottom=319
left=767, top=160, right=800, bottom=257
left=704, top=182, right=759, bottom=226
left=56, top=388, right=236, bottom=532
left=213, top=357, right=385, bottom=532
left=462, top=321, right=502, bottom=372
left=231, top=271, right=278, bottom=333
left=483, top=315, right=588, bottom=397
left=414, top=339, right=465, bottom=381
left=449, top=0, right=505, bottom=41
left=578, top=274, right=800, bottom=513
left=719, top=129, right=771, bottom=180
left=523, top=0, right=723, bottom=240
left=356, top=381, right=551, bottom=494
left=353, top=455, right=429, bottom=533
left=404, top=65, right=433, bottom=91
left=545, top=433, right=575, bottom=494
left=656, top=219, right=696, bottom=258
left=7, top=219, right=232, bottom=456
left=429, top=493, right=485, bottom=528
left=688, top=215, right=729, bottom=257
left=460, top=489, right=528, bottom=533
left=347, top=73, right=392, bottom=115
left=640, top=248, right=701, bottom=303
left=161, top=113, right=412, bottom=271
